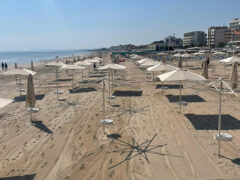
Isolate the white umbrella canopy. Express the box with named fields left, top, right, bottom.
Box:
left=3, top=69, right=36, bottom=96
left=140, top=61, right=161, bottom=67
left=94, top=57, right=103, bottom=61
left=158, top=52, right=168, bottom=56
left=85, top=59, right=101, bottom=63
left=182, top=53, right=192, bottom=58
left=158, top=69, right=206, bottom=82
left=131, top=54, right=142, bottom=59
left=157, top=69, right=206, bottom=113
left=45, top=61, right=66, bottom=67
left=75, top=61, right=92, bottom=66
left=98, top=64, right=126, bottom=70
left=60, top=65, right=85, bottom=88
left=193, top=52, right=206, bottom=56
left=60, top=64, right=85, bottom=70
left=213, top=51, right=227, bottom=56
left=137, top=58, right=153, bottom=64
left=219, top=56, right=240, bottom=64
left=148, top=63, right=176, bottom=72
left=3, top=69, right=36, bottom=76
left=173, top=53, right=182, bottom=57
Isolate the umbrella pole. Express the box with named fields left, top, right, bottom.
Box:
left=162, top=81, right=164, bottom=95
left=19, top=75, right=22, bottom=96
left=179, top=81, right=182, bottom=113
left=82, top=69, right=83, bottom=80
left=56, top=68, right=59, bottom=100
left=72, top=70, right=74, bottom=89
left=109, top=69, right=111, bottom=103
left=217, top=78, right=223, bottom=156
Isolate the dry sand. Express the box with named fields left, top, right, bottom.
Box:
left=0, top=57, right=240, bottom=180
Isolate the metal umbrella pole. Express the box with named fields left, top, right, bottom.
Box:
left=217, top=78, right=223, bottom=156
left=108, top=68, right=111, bottom=103
left=56, top=67, right=59, bottom=100
left=179, top=81, right=182, bottom=113
left=72, top=70, right=74, bottom=89
left=19, top=75, right=22, bottom=96
left=102, top=78, right=106, bottom=121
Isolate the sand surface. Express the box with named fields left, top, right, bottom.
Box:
left=0, top=57, right=240, bottom=180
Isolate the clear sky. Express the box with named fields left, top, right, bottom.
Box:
left=0, top=0, right=239, bottom=51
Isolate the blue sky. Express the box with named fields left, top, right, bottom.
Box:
left=0, top=0, right=239, bottom=51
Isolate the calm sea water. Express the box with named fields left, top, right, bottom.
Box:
left=0, top=50, right=89, bottom=65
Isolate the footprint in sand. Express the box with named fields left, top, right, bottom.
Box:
left=49, top=144, right=55, bottom=149
left=109, top=170, right=115, bottom=178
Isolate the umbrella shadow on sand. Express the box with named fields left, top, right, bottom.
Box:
left=166, top=95, right=205, bottom=103
left=220, top=156, right=240, bottom=166
left=185, top=114, right=240, bottom=130
left=156, top=84, right=183, bottom=89
left=31, top=121, right=53, bottom=134
left=106, top=133, right=183, bottom=169
left=112, top=90, right=143, bottom=97
left=69, top=87, right=97, bottom=94
left=0, top=174, right=36, bottom=180
left=13, top=94, right=45, bottom=102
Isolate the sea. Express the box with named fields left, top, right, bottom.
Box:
left=0, top=50, right=90, bottom=65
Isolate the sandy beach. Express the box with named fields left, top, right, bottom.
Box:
left=0, top=56, right=240, bottom=180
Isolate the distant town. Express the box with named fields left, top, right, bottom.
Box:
left=100, top=18, right=240, bottom=52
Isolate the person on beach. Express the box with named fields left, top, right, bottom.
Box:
left=4, top=62, right=8, bottom=71
left=93, top=63, right=96, bottom=69
left=1, top=62, right=4, bottom=70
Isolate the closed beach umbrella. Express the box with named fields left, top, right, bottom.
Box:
left=202, top=59, right=208, bottom=79
left=178, top=56, right=183, bottom=69
left=26, top=74, right=36, bottom=108
left=157, top=69, right=206, bottom=113
left=60, top=65, right=85, bottom=88
left=230, top=62, right=238, bottom=89
left=46, top=61, right=66, bottom=100
left=31, top=60, right=34, bottom=71
left=26, top=74, right=36, bottom=121
left=3, top=68, right=36, bottom=96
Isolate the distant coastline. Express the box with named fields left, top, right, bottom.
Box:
left=0, top=49, right=90, bottom=65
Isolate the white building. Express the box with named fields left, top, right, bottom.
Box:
left=207, top=26, right=231, bottom=48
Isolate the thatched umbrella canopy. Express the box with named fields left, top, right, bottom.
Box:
left=26, top=74, right=36, bottom=108
left=201, top=59, right=208, bottom=79
left=230, top=62, right=238, bottom=89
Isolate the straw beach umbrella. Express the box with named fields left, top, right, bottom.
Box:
left=201, top=59, right=208, bottom=79
left=157, top=69, right=206, bottom=113
left=230, top=62, right=238, bottom=89
left=3, top=68, right=36, bottom=96
left=60, top=65, right=85, bottom=88
left=46, top=61, right=66, bottom=100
